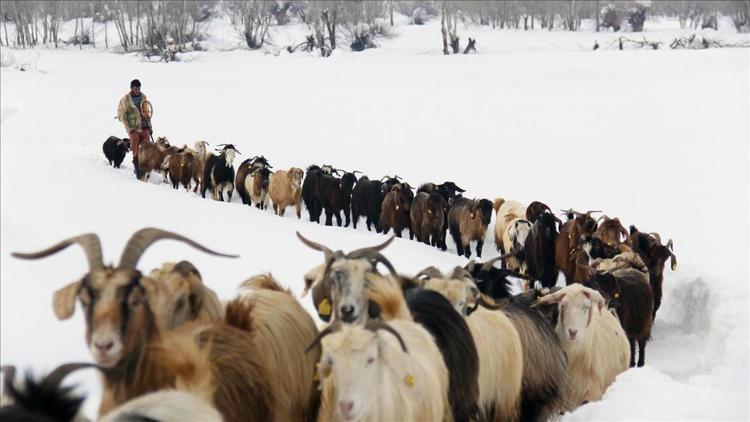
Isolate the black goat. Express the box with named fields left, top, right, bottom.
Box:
left=418, top=181, right=465, bottom=247
left=410, top=192, right=447, bottom=249
left=201, top=144, right=240, bottom=202
left=316, top=171, right=357, bottom=227
left=404, top=288, right=480, bottom=422
left=102, top=136, right=130, bottom=168
left=525, top=212, right=562, bottom=288
left=350, top=176, right=400, bottom=232
left=302, top=165, right=324, bottom=223
left=1, top=363, right=95, bottom=422
left=629, top=226, right=677, bottom=318
left=586, top=268, right=654, bottom=367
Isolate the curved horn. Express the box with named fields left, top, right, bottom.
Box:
left=347, top=235, right=395, bottom=256
left=666, top=239, right=673, bottom=251
left=365, top=321, right=408, bottom=353
left=394, top=174, right=402, bottom=180
left=296, top=231, right=335, bottom=262
left=348, top=250, right=399, bottom=279
left=12, top=233, right=104, bottom=271
left=584, top=210, right=602, bottom=216
left=480, top=256, right=503, bottom=272
left=595, top=215, right=609, bottom=225
left=40, top=362, right=103, bottom=392
left=380, top=175, right=391, bottom=182
left=415, top=266, right=443, bottom=280
left=119, top=228, right=238, bottom=269
left=466, top=259, right=477, bottom=273
left=305, top=321, right=341, bottom=354
left=561, top=208, right=582, bottom=216
left=352, top=170, right=362, bottom=175
left=649, top=232, right=662, bottom=245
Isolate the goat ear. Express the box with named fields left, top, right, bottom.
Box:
left=532, top=290, right=565, bottom=309
left=588, top=289, right=606, bottom=313
left=52, top=280, right=81, bottom=320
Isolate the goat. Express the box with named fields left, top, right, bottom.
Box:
left=525, top=212, right=562, bottom=288
left=500, top=218, right=533, bottom=274
left=316, top=171, right=357, bottom=227
left=298, top=235, right=480, bottom=421
left=350, top=176, right=400, bottom=232
left=556, top=210, right=600, bottom=284
left=234, top=159, right=254, bottom=206
left=163, top=150, right=196, bottom=191
left=380, top=182, right=415, bottom=238
left=534, top=284, right=630, bottom=407
left=201, top=144, right=239, bottom=202
left=190, top=140, right=210, bottom=193
left=526, top=201, right=552, bottom=224
left=628, top=226, right=677, bottom=318
left=0, top=363, right=92, bottom=422
left=302, top=165, right=324, bottom=223
left=101, top=390, right=223, bottom=422
left=585, top=257, right=654, bottom=367
left=419, top=269, right=523, bottom=421
left=493, top=198, right=526, bottom=255
left=102, top=136, right=130, bottom=168
left=463, top=258, right=572, bottom=420
left=410, top=192, right=447, bottom=249
left=146, top=261, right=224, bottom=330
left=594, top=216, right=630, bottom=251
left=247, top=167, right=272, bottom=210
left=269, top=167, right=304, bottom=218
left=448, top=197, right=494, bottom=258
left=311, top=321, right=450, bottom=422
left=572, top=235, right=620, bottom=284
left=136, top=137, right=172, bottom=182
left=416, top=182, right=463, bottom=248
left=12, top=229, right=295, bottom=421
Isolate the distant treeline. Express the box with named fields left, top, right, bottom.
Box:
left=0, top=1, right=747, bottom=54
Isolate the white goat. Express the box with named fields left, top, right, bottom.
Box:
left=493, top=199, right=527, bottom=253
left=534, top=283, right=630, bottom=407
left=315, top=321, right=450, bottom=422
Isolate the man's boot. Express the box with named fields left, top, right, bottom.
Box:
left=133, top=157, right=140, bottom=179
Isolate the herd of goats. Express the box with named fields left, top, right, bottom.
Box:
left=0, top=137, right=678, bottom=421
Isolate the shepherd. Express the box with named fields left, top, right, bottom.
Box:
left=117, top=79, right=153, bottom=176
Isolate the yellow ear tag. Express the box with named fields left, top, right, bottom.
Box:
left=318, top=298, right=332, bottom=317
left=396, top=205, right=400, bottom=210
left=405, top=374, right=415, bottom=387
left=427, top=209, right=432, bottom=214
left=614, top=293, right=620, bottom=299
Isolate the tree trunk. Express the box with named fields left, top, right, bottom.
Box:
left=105, top=19, right=108, bottom=49
left=441, top=12, right=449, bottom=55
left=595, top=0, right=600, bottom=32
left=390, top=1, right=394, bottom=26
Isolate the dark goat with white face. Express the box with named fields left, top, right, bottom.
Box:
left=298, top=233, right=397, bottom=324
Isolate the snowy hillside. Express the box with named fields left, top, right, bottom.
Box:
left=1, top=12, right=748, bottom=420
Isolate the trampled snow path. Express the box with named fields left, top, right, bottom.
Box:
left=1, top=15, right=748, bottom=420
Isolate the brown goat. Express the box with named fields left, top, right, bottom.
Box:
left=594, top=216, right=630, bottom=250
left=191, top=141, right=210, bottom=193
left=137, top=137, right=173, bottom=182
left=269, top=167, right=304, bottom=218
left=410, top=192, right=446, bottom=248
left=165, top=152, right=195, bottom=191
left=12, top=229, right=293, bottom=421
left=380, top=183, right=414, bottom=238
left=448, top=197, right=494, bottom=258
left=556, top=210, right=600, bottom=284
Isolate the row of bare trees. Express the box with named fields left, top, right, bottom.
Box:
left=1, top=1, right=748, bottom=54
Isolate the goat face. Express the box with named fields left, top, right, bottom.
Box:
left=536, top=285, right=605, bottom=344
left=595, top=217, right=628, bottom=247
left=57, top=268, right=155, bottom=368
left=536, top=212, right=559, bottom=242
left=586, top=273, right=621, bottom=306
left=575, top=213, right=597, bottom=235
left=289, top=167, right=304, bottom=186
left=341, top=173, right=358, bottom=194
left=194, top=140, right=208, bottom=155
left=477, top=199, right=493, bottom=226
left=223, top=148, right=236, bottom=167
left=327, top=258, right=376, bottom=324
left=147, top=261, right=204, bottom=330
left=156, top=137, right=170, bottom=148
left=118, top=138, right=131, bottom=151
left=647, top=244, right=677, bottom=280
left=438, top=181, right=465, bottom=199
left=421, top=277, right=478, bottom=315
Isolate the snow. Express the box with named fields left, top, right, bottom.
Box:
left=1, top=13, right=748, bottom=420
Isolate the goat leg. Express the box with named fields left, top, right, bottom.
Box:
left=637, top=338, right=646, bottom=367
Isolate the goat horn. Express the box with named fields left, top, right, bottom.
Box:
left=480, top=256, right=503, bottom=272
left=649, top=232, right=662, bottom=245
left=561, top=208, right=581, bottom=216
left=348, top=250, right=399, bottom=279
left=585, top=210, right=602, bottom=215
left=449, top=266, right=473, bottom=281
left=415, top=266, right=442, bottom=280
left=466, top=259, right=477, bottom=273
left=595, top=215, right=609, bottom=225
left=12, top=233, right=104, bottom=271
left=305, top=321, right=341, bottom=354
left=347, top=235, right=395, bottom=256
left=365, top=321, right=409, bottom=354
left=40, top=362, right=103, bottom=393
left=296, top=232, right=336, bottom=262
left=666, top=239, right=674, bottom=251
left=119, top=228, right=237, bottom=269
left=352, top=170, right=362, bottom=175
left=394, top=175, right=402, bottom=180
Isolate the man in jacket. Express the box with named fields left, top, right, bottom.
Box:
left=117, top=79, right=152, bottom=175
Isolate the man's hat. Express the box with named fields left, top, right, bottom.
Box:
left=130, top=79, right=141, bottom=88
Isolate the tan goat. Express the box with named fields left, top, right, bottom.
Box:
left=269, top=167, right=304, bottom=218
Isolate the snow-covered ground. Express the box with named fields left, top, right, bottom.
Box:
left=1, top=13, right=748, bottom=420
